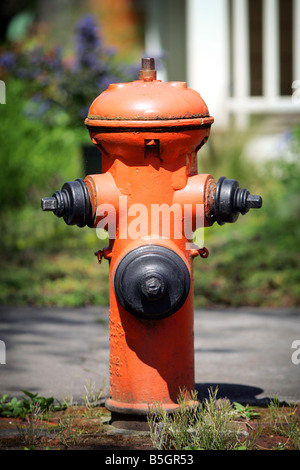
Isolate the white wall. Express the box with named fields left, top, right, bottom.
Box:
left=186, top=0, right=230, bottom=128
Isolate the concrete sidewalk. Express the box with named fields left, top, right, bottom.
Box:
left=0, top=305, right=299, bottom=405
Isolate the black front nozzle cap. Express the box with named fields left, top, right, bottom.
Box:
left=114, top=245, right=190, bottom=320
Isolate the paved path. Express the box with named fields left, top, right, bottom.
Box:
left=0, top=306, right=299, bottom=405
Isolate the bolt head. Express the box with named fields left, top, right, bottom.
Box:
left=41, top=197, right=57, bottom=211
left=246, top=195, right=263, bottom=209
left=141, top=274, right=165, bottom=301
left=145, top=277, right=162, bottom=296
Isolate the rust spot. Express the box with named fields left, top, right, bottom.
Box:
left=87, top=112, right=210, bottom=121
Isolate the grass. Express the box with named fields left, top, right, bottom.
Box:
left=267, top=397, right=300, bottom=450
left=147, top=388, right=243, bottom=450
left=147, top=388, right=300, bottom=451
left=0, top=387, right=299, bottom=450
left=0, top=234, right=110, bottom=307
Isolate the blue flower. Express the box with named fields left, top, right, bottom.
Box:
left=0, top=13, right=137, bottom=127
left=74, top=14, right=102, bottom=69
left=0, top=51, right=16, bottom=71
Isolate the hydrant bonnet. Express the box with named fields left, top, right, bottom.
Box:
left=85, top=60, right=214, bottom=128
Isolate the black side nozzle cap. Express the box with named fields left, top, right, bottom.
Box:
left=41, top=178, right=92, bottom=227
left=213, top=177, right=262, bottom=225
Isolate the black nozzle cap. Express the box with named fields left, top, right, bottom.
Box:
left=41, top=178, right=92, bottom=227
left=213, top=176, right=262, bottom=225
left=114, top=245, right=190, bottom=320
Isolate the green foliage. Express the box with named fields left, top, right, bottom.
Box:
left=0, top=246, right=110, bottom=306
left=0, top=390, right=66, bottom=419
left=193, top=125, right=300, bottom=308
left=0, top=14, right=136, bottom=129
left=0, top=394, right=25, bottom=418
left=0, top=79, right=85, bottom=212
left=233, top=402, right=260, bottom=420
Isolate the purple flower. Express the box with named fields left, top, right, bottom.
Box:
left=0, top=51, right=16, bottom=71
left=75, top=14, right=101, bottom=45
left=74, top=14, right=102, bottom=69
left=0, top=13, right=137, bottom=127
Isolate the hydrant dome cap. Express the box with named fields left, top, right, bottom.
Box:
left=85, top=79, right=214, bottom=126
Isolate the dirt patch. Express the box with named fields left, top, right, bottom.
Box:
left=0, top=406, right=153, bottom=450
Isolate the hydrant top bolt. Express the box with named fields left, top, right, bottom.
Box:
left=138, top=57, right=157, bottom=81
left=141, top=57, right=155, bottom=70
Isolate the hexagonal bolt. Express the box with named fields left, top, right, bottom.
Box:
left=246, top=194, right=263, bottom=209
left=141, top=57, right=155, bottom=70
left=41, top=197, right=58, bottom=211
left=145, top=277, right=162, bottom=297
left=139, top=57, right=156, bottom=81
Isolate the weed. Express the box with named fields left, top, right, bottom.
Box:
left=57, top=415, right=77, bottom=448
left=61, top=393, right=75, bottom=408
left=268, top=397, right=300, bottom=450
left=81, top=379, right=105, bottom=409
left=147, top=388, right=243, bottom=451
left=0, top=390, right=66, bottom=419
left=233, top=402, right=260, bottom=420
left=0, top=394, right=25, bottom=419
left=16, top=402, right=46, bottom=447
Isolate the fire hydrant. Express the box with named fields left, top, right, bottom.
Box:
left=41, top=58, right=262, bottom=424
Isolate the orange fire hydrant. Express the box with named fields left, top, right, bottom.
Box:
left=41, top=58, right=262, bottom=423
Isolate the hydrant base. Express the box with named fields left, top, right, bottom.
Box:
left=106, top=398, right=156, bottom=431
left=109, top=412, right=150, bottom=431
left=106, top=397, right=181, bottom=416
left=106, top=398, right=197, bottom=431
